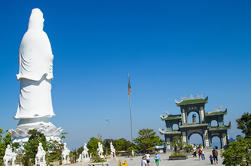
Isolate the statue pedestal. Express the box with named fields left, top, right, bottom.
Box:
left=82, top=158, right=90, bottom=162
left=10, top=117, right=62, bottom=143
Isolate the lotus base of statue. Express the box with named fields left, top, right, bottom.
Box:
left=9, top=117, right=62, bottom=143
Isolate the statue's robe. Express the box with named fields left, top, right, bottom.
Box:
left=15, top=8, right=55, bottom=119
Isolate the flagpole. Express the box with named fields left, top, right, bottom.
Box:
left=128, top=73, right=133, bottom=142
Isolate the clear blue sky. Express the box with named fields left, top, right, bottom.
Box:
left=0, top=0, right=251, bottom=149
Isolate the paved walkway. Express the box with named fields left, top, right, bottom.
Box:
left=70, top=150, right=223, bottom=166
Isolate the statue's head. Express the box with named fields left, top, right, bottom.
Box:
left=7, top=144, right=10, bottom=148
left=39, top=142, right=42, bottom=146
left=28, top=8, right=44, bottom=31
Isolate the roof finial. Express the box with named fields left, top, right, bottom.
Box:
left=218, top=106, right=222, bottom=111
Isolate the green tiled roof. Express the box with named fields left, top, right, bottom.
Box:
left=206, top=109, right=227, bottom=116
left=208, top=126, right=231, bottom=131
left=159, top=129, right=181, bottom=135
left=176, top=97, right=208, bottom=106
left=179, top=123, right=209, bottom=128
left=161, top=115, right=181, bottom=120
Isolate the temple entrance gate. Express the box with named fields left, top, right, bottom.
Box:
left=159, top=96, right=231, bottom=150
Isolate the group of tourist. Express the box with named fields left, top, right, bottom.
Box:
left=192, top=145, right=205, bottom=160
left=140, top=145, right=220, bottom=166
left=141, top=151, right=160, bottom=166
left=210, top=147, right=218, bottom=165
left=192, top=144, right=219, bottom=165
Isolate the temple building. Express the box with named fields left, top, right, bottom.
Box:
left=159, top=96, right=231, bottom=150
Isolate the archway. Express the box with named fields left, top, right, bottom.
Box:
left=187, top=112, right=200, bottom=124
left=188, top=133, right=203, bottom=147
left=211, top=136, right=222, bottom=149
left=210, top=120, right=218, bottom=127
left=172, top=124, right=179, bottom=130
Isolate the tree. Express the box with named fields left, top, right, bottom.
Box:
left=87, top=137, right=102, bottom=155
left=236, top=112, right=251, bottom=138
left=47, top=140, right=64, bottom=164
left=170, top=136, right=183, bottom=154
left=222, top=136, right=251, bottom=166
left=23, top=129, right=47, bottom=165
left=76, top=146, right=84, bottom=158
left=0, top=128, right=12, bottom=165
left=134, top=129, right=163, bottom=153
left=114, top=138, right=133, bottom=152
left=222, top=112, right=251, bottom=166
left=183, top=144, right=193, bottom=153
left=103, top=139, right=113, bottom=155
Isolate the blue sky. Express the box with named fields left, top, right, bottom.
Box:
left=0, top=0, right=251, bottom=149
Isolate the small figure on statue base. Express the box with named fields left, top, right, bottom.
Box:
left=131, top=150, right=135, bottom=157
left=77, top=143, right=90, bottom=162
left=35, top=143, right=46, bottom=166
left=62, top=143, right=70, bottom=165
left=3, top=144, right=17, bottom=166
left=110, top=142, right=116, bottom=158
left=97, top=142, right=104, bottom=158
left=192, top=114, right=196, bottom=124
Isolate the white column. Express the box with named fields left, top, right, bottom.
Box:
left=182, top=132, right=187, bottom=144
left=181, top=109, right=186, bottom=124
left=203, top=130, right=209, bottom=147
left=200, top=106, right=205, bottom=122
left=166, top=138, right=171, bottom=150
left=222, top=133, right=227, bottom=148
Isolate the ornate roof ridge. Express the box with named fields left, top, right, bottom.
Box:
left=175, top=96, right=208, bottom=106
left=206, top=108, right=227, bottom=116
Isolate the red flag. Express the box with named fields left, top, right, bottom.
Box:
left=128, top=73, right=131, bottom=96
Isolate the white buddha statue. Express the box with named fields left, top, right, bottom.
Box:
left=10, top=8, right=62, bottom=143
left=16, top=8, right=54, bottom=119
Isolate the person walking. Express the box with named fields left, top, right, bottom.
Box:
left=212, top=148, right=218, bottom=164
left=201, top=149, right=205, bottom=160
left=209, top=154, right=214, bottom=165
left=141, top=156, right=147, bottom=166
left=145, top=152, right=150, bottom=166
left=193, top=146, right=197, bottom=157
left=198, top=148, right=202, bottom=160
left=154, top=151, right=160, bottom=166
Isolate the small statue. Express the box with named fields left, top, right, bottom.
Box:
left=131, top=150, right=135, bottom=157
left=35, top=143, right=46, bottom=166
left=83, top=143, right=89, bottom=159
left=78, top=143, right=90, bottom=162
left=110, top=142, right=116, bottom=158
left=97, top=142, right=104, bottom=158
left=192, top=114, right=196, bottom=124
left=3, top=144, right=17, bottom=166
left=62, top=143, right=70, bottom=164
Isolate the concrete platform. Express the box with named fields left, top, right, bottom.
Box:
left=69, top=149, right=223, bottom=166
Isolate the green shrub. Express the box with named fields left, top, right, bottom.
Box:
left=171, top=153, right=186, bottom=156
left=91, top=152, right=106, bottom=163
